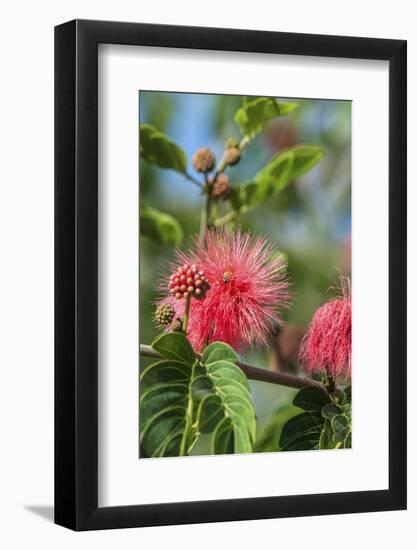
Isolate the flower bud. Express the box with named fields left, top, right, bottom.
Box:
left=169, top=263, right=210, bottom=300
left=192, top=147, right=216, bottom=173
left=171, top=318, right=183, bottom=332
left=211, top=174, right=231, bottom=200
left=154, top=303, right=175, bottom=328
left=224, top=146, right=241, bottom=166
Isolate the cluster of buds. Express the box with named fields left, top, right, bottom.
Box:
left=171, top=318, right=184, bottom=332
left=224, top=138, right=241, bottom=166
left=209, top=174, right=231, bottom=200
left=154, top=303, right=175, bottom=328
left=154, top=303, right=184, bottom=332
left=192, top=147, right=216, bottom=173
left=168, top=263, right=210, bottom=300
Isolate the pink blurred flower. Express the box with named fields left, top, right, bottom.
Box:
left=157, top=229, right=290, bottom=351
left=299, top=279, right=351, bottom=378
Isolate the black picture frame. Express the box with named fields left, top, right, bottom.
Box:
left=55, top=19, right=407, bottom=531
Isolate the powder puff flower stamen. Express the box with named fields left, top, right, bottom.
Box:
left=299, top=278, right=351, bottom=379
left=156, top=229, right=290, bottom=352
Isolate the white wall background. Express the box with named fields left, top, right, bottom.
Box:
left=0, top=1, right=414, bottom=548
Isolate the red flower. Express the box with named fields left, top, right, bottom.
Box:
left=300, top=279, right=351, bottom=378
left=157, top=229, right=290, bottom=351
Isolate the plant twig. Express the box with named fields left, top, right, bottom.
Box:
left=140, top=344, right=324, bottom=391
left=214, top=211, right=238, bottom=227
left=212, top=136, right=250, bottom=181
left=182, top=294, right=192, bottom=333
left=200, top=176, right=213, bottom=239
left=239, top=135, right=251, bottom=151
left=184, top=172, right=204, bottom=189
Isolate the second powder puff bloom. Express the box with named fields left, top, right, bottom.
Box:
left=299, top=279, right=352, bottom=379
left=157, top=229, right=290, bottom=352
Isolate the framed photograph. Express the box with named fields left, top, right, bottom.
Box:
left=55, top=20, right=407, bottom=530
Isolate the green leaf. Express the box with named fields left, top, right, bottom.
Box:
left=336, top=390, right=346, bottom=405
left=140, top=363, right=193, bottom=457
left=256, top=145, right=323, bottom=193
left=293, top=386, right=331, bottom=412
left=234, top=180, right=273, bottom=213
left=256, top=153, right=294, bottom=194
left=319, top=418, right=337, bottom=449
left=234, top=97, right=298, bottom=138
left=331, top=414, right=350, bottom=443
left=140, top=339, right=255, bottom=457
left=230, top=145, right=323, bottom=215
left=141, top=359, right=191, bottom=392
left=201, top=341, right=239, bottom=365
left=140, top=123, right=187, bottom=173
left=345, top=386, right=352, bottom=402
left=152, top=332, right=195, bottom=365
left=321, top=403, right=342, bottom=420
left=287, top=145, right=324, bottom=180
left=211, top=417, right=235, bottom=454
left=140, top=334, right=197, bottom=457
left=228, top=186, right=245, bottom=212
left=196, top=394, right=224, bottom=433
left=279, top=411, right=324, bottom=451
left=344, top=430, right=352, bottom=448
left=140, top=205, right=183, bottom=246
left=280, top=385, right=351, bottom=452
left=196, top=344, right=256, bottom=453
left=342, top=402, right=352, bottom=421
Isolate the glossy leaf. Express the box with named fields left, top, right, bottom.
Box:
left=197, top=342, right=256, bottom=454
left=230, top=145, right=323, bottom=214
left=343, top=386, right=352, bottom=407
left=321, top=403, right=342, bottom=420
left=256, top=145, right=323, bottom=192
left=140, top=338, right=255, bottom=457
left=331, top=414, right=350, bottom=443
left=140, top=123, right=187, bottom=173
left=319, top=418, right=337, bottom=449
left=234, top=97, right=298, bottom=137
left=279, top=411, right=324, bottom=451
left=343, top=402, right=352, bottom=421
left=152, top=332, right=195, bottom=365
left=280, top=383, right=351, bottom=451
left=293, top=386, right=331, bottom=412
left=344, top=430, right=352, bottom=448
left=201, top=341, right=239, bottom=364
left=140, top=333, right=196, bottom=457
left=140, top=206, right=183, bottom=246
left=211, top=417, right=234, bottom=454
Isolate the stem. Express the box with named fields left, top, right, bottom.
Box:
left=204, top=174, right=212, bottom=230
left=239, top=135, right=251, bottom=151
left=179, top=359, right=196, bottom=456
left=200, top=187, right=212, bottom=240
left=182, top=294, right=192, bottom=333
left=140, top=344, right=324, bottom=391
left=199, top=205, right=207, bottom=240
left=208, top=135, right=252, bottom=229
left=206, top=195, right=212, bottom=227
left=213, top=136, right=251, bottom=181
left=214, top=211, right=237, bottom=227
left=323, top=367, right=336, bottom=401
left=184, top=172, right=204, bottom=189
left=212, top=159, right=228, bottom=181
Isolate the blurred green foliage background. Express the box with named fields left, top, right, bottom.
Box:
left=139, top=91, right=351, bottom=454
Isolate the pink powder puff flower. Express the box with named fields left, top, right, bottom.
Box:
left=157, top=229, right=290, bottom=352
left=299, top=278, right=351, bottom=378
